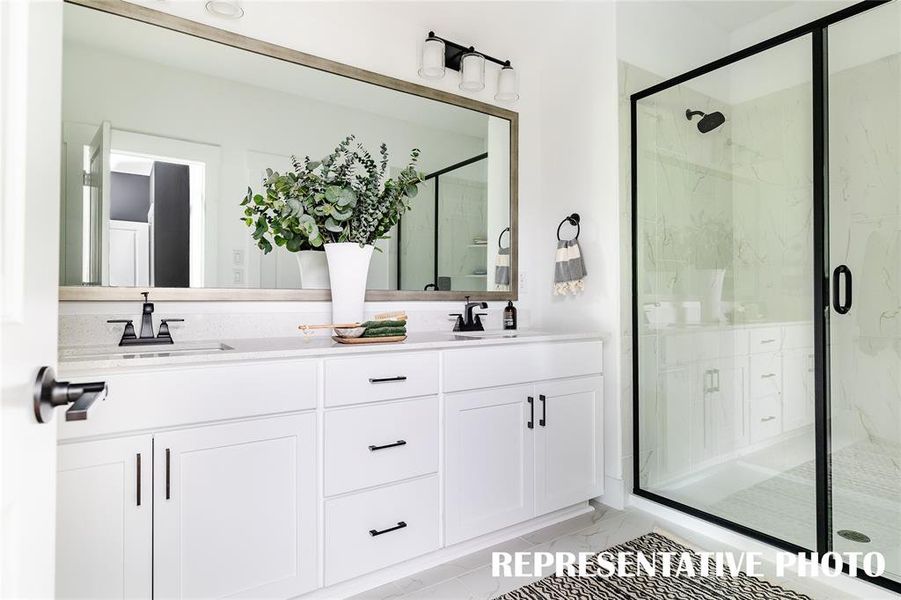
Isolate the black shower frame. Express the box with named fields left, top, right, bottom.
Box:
left=630, top=0, right=899, bottom=594
left=396, top=152, right=488, bottom=290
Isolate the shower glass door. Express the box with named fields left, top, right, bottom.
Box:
left=827, top=1, right=901, bottom=585
left=633, top=34, right=818, bottom=550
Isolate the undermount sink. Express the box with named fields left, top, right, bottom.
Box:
left=454, top=330, right=538, bottom=340
left=61, top=342, right=234, bottom=361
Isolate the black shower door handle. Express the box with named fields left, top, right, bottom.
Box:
left=833, top=265, right=852, bottom=314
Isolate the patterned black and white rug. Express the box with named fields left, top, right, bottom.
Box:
left=498, top=532, right=811, bottom=599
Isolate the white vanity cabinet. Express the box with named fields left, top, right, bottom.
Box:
left=443, top=341, right=604, bottom=545
left=56, top=334, right=605, bottom=598
left=445, top=384, right=536, bottom=545
left=534, top=377, right=604, bottom=514
left=57, top=435, right=153, bottom=599
left=154, top=414, right=318, bottom=599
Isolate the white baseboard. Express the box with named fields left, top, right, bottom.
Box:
left=595, top=476, right=625, bottom=509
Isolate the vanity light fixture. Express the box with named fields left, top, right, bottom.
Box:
left=459, top=51, right=486, bottom=92
left=419, top=34, right=446, bottom=80
left=495, top=63, right=519, bottom=102
left=419, top=31, right=517, bottom=102
left=205, top=0, right=244, bottom=19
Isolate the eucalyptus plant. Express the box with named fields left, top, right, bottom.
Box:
left=241, top=135, right=424, bottom=254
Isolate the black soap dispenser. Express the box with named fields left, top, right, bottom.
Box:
left=503, top=301, right=517, bottom=330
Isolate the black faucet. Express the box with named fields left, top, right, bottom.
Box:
left=107, top=292, right=184, bottom=346
left=450, top=296, right=488, bottom=332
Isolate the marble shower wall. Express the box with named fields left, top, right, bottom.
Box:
left=828, top=52, right=901, bottom=445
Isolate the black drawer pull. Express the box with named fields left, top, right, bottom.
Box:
left=527, top=396, right=534, bottom=429
left=165, top=448, right=171, bottom=500
left=369, top=440, right=407, bottom=452
left=369, top=521, right=407, bottom=537
left=369, top=376, right=407, bottom=384
left=539, top=394, right=547, bottom=427
left=136, top=453, right=142, bottom=507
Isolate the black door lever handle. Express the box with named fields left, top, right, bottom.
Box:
left=33, top=366, right=107, bottom=423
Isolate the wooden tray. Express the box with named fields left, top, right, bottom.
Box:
left=331, top=335, right=406, bottom=345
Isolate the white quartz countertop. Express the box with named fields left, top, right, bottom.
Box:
left=58, top=330, right=607, bottom=376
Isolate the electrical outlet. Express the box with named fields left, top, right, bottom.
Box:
left=232, top=269, right=244, bottom=284
left=232, top=249, right=244, bottom=265
left=518, top=271, right=528, bottom=296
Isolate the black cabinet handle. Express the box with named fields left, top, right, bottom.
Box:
left=369, top=440, right=407, bottom=452
left=136, top=453, right=142, bottom=507
left=368, top=376, right=407, bottom=384
left=833, top=265, right=852, bottom=314
left=527, top=396, right=534, bottom=429
left=369, top=521, right=407, bottom=537
left=165, top=448, right=171, bottom=500
left=539, top=394, right=546, bottom=427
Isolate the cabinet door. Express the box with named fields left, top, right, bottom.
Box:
left=699, top=358, right=749, bottom=461
left=534, top=377, right=604, bottom=514
left=782, top=349, right=815, bottom=432
left=154, top=414, right=317, bottom=599
left=57, top=435, right=152, bottom=599
left=445, top=385, right=534, bottom=545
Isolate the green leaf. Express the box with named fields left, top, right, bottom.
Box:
left=332, top=207, right=353, bottom=221
left=259, top=237, right=273, bottom=254
left=285, top=236, right=303, bottom=252
left=274, top=235, right=286, bottom=247
left=404, top=184, right=419, bottom=198
left=324, top=217, right=343, bottom=233
left=253, top=194, right=265, bottom=206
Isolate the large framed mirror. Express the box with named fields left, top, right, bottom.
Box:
left=58, top=0, right=517, bottom=301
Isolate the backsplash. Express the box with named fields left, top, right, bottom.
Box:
left=58, top=302, right=528, bottom=348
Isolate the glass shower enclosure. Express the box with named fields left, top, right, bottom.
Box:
left=631, top=0, right=900, bottom=591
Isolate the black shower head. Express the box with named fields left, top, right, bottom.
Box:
left=685, top=109, right=726, bottom=133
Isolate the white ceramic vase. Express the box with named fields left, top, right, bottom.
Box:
left=324, top=242, right=373, bottom=324
left=295, top=250, right=329, bottom=290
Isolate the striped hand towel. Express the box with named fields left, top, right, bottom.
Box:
left=554, top=239, right=587, bottom=295
left=494, top=246, right=511, bottom=291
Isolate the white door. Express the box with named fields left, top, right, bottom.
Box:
left=534, top=377, right=604, bottom=514
left=86, top=121, right=111, bottom=285
left=154, top=414, right=318, bottom=599
left=108, top=220, right=149, bottom=287
left=56, top=436, right=152, bottom=599
left=445, top=385, right=534, bottom=545
left=0, top=2, right=63, bottom=597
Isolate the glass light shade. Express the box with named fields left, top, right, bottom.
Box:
left=459, top=52, right=486, bottom=92
left=495, top=65, right=519, bottom=102
left=419, top=37, right=446, bottom=80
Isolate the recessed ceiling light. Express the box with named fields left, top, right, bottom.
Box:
left=205, top=0, right=244, bottom=19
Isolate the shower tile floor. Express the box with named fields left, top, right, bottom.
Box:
left=654, top=433, right=901, bottom=586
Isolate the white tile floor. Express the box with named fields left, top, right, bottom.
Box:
left=349, top=503, right=870, bottom=600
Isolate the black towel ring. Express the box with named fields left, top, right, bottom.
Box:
left=498, top=227, right=511, bottom=249
left=556, top=214, right=580, bottom=241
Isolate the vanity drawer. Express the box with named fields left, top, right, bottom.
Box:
left=750, top=395, right=782, bottom=442
left=324, top=397, right=438, bottom=496
left=749, top=353, right=782, bottom=399
left=443, top=340, right=603, bottom=392
left=324, top=352, right=438, bottom=407
left=324, top=475, right=439, bottom=585
left=749, top=327, right=782, bottom=354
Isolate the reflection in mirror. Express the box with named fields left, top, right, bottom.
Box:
left=59, top=2, right=513, bottom=294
